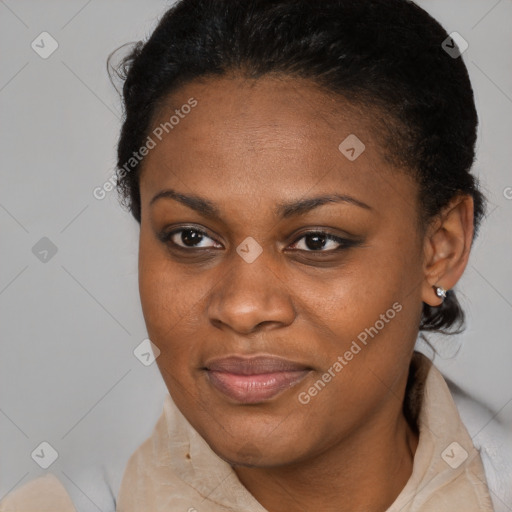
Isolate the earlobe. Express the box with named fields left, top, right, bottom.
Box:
left=421, top=195, right=474, bottom=306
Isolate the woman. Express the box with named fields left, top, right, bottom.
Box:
left=0, top=0, right=503, bottom=510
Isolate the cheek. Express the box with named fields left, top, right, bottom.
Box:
left=138, top=234, right=200, bottom=353
left=138, top=248, right=203, bottom=406
left=299, top=246, right=419, bottom=336
left=298, top=242, right=423, bottom=391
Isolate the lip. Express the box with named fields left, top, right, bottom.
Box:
left=204, top=355, right=311, bottom=404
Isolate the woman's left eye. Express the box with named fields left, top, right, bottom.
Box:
left=288, top=232, right=352, bottom=252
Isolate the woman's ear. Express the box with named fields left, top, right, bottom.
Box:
left=421, top=195, right=475, bottom=306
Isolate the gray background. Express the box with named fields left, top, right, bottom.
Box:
left=1, top=0, right=511, bottom=509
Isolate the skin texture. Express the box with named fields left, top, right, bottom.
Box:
left=137, top=75, right=474, bottom=512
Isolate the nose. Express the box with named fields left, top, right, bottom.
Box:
left=207, top=250, right=296, bottom=335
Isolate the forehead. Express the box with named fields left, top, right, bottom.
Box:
left=139, top=75, right=417, bottom=220
left=147, top=74, right=372, bottom=161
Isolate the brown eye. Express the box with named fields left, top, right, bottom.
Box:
left=160, top=227, right=222, bottom=250
left=289, top=231, right=354, bottom=252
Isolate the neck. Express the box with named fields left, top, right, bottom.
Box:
left=233, top=386, right=419, bottom=512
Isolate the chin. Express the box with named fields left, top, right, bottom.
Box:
left=203, top=425, right=306, bottom=469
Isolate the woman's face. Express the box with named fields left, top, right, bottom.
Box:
left=138, top=75, right=426, bottom=466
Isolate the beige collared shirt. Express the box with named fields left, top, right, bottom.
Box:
left=0, top=353, right=495, bottom=511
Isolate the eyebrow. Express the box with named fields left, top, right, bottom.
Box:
left=149, top=188, right=372, bottom=220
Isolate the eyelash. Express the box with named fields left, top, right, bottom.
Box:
left=158, top=226, right=358, bottom=253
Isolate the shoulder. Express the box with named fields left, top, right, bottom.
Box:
left=116, top=403, right=193, bottom=509
left=447, top=378, right=512, bottom=512
left=0, top=473, right=76, bottom=512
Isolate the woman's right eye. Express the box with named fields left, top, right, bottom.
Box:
left=160, top=227, right=223, bottom=250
